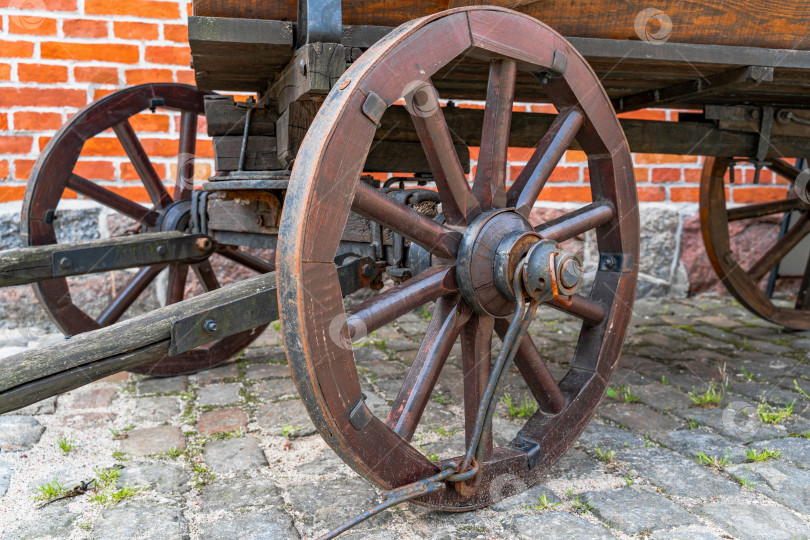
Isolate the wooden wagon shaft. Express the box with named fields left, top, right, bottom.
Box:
left=0, top=256, right=373, bottom=415
left=375, top=105, right=810, bottom=159
left=0, top=232, right=213, bottom=288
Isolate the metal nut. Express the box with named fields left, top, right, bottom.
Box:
left=203, top=319, right=218, bottom=333
left=604, top=256, right=616, bottom=269
left=58, top=257, right=72, bottom=269
left=195, top=237, right=213, bottom=251
left=156, top=245, right=167, bottom=256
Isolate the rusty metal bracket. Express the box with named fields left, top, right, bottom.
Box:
left=296, top=0, right=342, bottom=49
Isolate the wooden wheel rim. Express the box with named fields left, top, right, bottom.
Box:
left=22, top=83, right=266, bottom=376
left=700, top=156, right=810, bottom=329
left=278, top=7, right=639, bottom=510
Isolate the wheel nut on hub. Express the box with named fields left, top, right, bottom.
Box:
left=521, top=239, right=583, bottom=303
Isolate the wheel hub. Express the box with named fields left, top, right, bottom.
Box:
left=456, top=209, right=583, bottom=316
left=156, top=199, right=193, bottom=232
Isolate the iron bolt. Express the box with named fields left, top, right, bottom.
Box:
left=300, top=59, right=307, bottom=75
left=156, top=245, right=167, bottom=256
left=58, top=257, right=72, bottom=269
left=604, top=256, right=616, bottom=269
left=203, top=319, right=218, bottom=333
left=361, top=264, right=374, bottom=277
left=559, top=258, right=582, bottom=289
left=195, top=238, right=213, bottom=251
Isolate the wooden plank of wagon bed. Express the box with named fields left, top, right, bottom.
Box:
left=192, top=0, right=810, bottom=51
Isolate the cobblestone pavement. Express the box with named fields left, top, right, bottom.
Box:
left=1, top=295, right=809, bottom=539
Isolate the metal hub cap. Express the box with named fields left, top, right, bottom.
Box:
left=456, top=209, right=583, bottom=316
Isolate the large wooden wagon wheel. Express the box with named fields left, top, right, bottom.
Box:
left=700, top=156, right=810, bottom=329
left=21, top=83, right=272, bottom=375
left=278, top=6, right=638, bottom=510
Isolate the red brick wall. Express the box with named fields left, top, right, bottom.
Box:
left=0, top=1, right=791, bottom=208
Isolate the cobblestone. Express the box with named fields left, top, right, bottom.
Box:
left=1, top=296, right=809, bottom=538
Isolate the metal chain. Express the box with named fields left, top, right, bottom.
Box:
left=320, top=262, right=540, bottom=540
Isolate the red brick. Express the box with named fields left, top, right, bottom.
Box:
left=0, top=64, right=11, bottom=81
left=651, top=167, right=682, bottom=183
left=145, top=46, right=191, bottom=66
left=0, top=88, right=86, bottom=108
left=81, top=137, right=126, bottom=157
left=731, top=186, right=787, bottom=204
left=14, top=111, right=62, bottom=131
left=121, top=161, right=165, bottom=181
left=85, top=0, right=180, bottom=19
left=42, top=41, right=139, bottom=63
left=549, top=166, right=581, bottom=182
left=0, top=136, right=33, bottom=154
left=537, top=186, right=592, bottom=203
left=196, top=407, right=248, bottom=435
left=163, top=24, right=187, bottom=42
left=130, top=112, right=170, bottom=132
left=75, top=160, right=115, bottom=180
left=635, top=153, right=698, bottom=165
left=0, top=161, right=9, bottom=179
left=34, top=0, right=77, bottom=10
left=633, top=167, right=650, bottom=182
left=63, top=19, right=108, bottom=38
left=682, top=168, right=703, bottom=184
left=9, top=16, right=57, bottom=35
left=564, top=150, right=588, bottom=163
left=71, top=387, right=116, bottom=408
left=531, top=104, right=556, bottom=114
left=114, top=21, right=159, bottom=40
left=506, top=147, right=535, bottom=161
left=0, top=40, right=35, bottom=58
left=74, top=66, right=120, bottom=84
left=107, top=185, right=153, bottom=203
left=618, top=109, right=667, bottom=121
left=125, top=68, right=172, bottom=85
left=0, top=113, right=7, bottom=131
left=175, top=69, right=196, bottom=85
left=18, top=63, right=68, bottom=83
left=0, top=186, right=26, bottom=202
left=637, top=185, right=666, bottom=202
left=670, top=186, right=700, bottom=203
left=14, top=159, right=35, bottom=179
left=195, top=139, right=214, bottom=159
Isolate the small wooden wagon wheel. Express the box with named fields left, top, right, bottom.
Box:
left=277, top=6, right=638, bottom=510
left=21, top=83, right=272, bottom=375
left=700, top=156, right=810, bottom=329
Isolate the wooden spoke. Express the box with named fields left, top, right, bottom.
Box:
left=796, top=250, right=810, bottom=310
left=166, top=263, right=189, bottom=305
left=346, top=266, right=457, bottom=339
left=217, top=247, right=275, bottom=274
left=748, top=213, right=810, bottom=282
left=727, top=198, right=806, bottom=222
left=386, top=297, right=470, bottom=441
left=352, top=181, right=462, bottom=259
left=461, top=314, right=494, bottom=461
left=67, top=174, right=158, bottom=227
left=192, top=261, right=220, bottom=292
left=507, top=108, right=583, bottom=217
left=472, top=59, right=517, bottom=209
left=546, top=295, right=606, bottom=326
left=769, top=157, right=801, bottom=182
left=409, top=80, right=481, bottom=225
left=97, top=265, right=164, bottom=327
left=113, top=119, right=172, bottom=208
left=535, top=202, right=615, bottom=242
left=494, top=319, right=565, bottom=414
left=174, top=112, right=198, bottom=200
